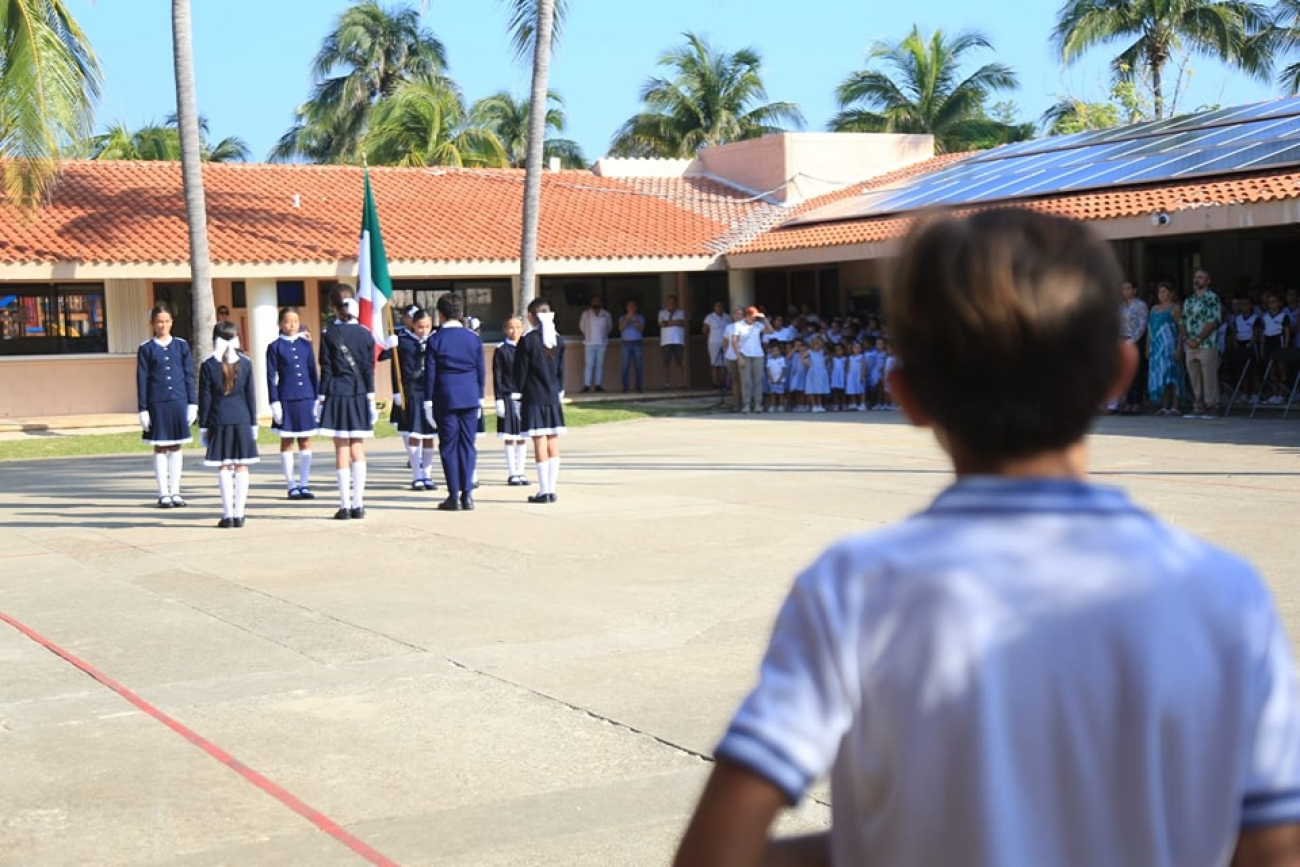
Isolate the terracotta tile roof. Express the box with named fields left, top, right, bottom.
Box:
left=0, top=161, right=774, bottom=266
left=732, top=161, right=1300, bottom=255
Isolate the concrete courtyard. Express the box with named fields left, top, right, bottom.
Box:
left=2, top=410, right=1299, bottom=866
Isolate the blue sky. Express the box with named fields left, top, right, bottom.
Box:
left=69, top=0, right=1283, bottom=162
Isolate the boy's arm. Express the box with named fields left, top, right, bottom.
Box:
left=1232, top=824, right=1300, bottom=866
left=673, top=759, right=829, bottom=867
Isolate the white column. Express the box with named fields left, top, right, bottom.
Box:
left=728, top=268, right=755, bottom=309
left=105, top=279, right=151, bottom=354
left=246, top=278, right=278, bottom=416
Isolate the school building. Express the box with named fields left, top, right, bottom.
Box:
left=4, top=96, right=1300, bottom=419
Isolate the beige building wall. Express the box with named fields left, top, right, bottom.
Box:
left=0, top=355, right=137, bottom=417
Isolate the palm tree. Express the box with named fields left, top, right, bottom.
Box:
left=1267, top=0, right=1300, bottom=92
left=363, top=75, right=508, bottom=167
left=89, top=116, right=250, bottom=162
left=830, top=26, right=1019, bottom=154
left=0, top=0, right=101, bottom=206
left=171, top=0, right=216, bottom=361
left=470, top=90, right=584, bottom=168
left=609, top=32, right=805, bottom=158
left=1053, top=0, right=1273, bottom=120
left=272, top=0, right=446, bottom=163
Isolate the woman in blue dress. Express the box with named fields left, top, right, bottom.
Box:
left=136, top=304, right=196, bottom=508
left=1146, top=281, right=1184, bottom=415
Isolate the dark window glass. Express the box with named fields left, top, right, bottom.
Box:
left=0, top=284, right=108, bottom=356
left=276, top=281, right=306, bottom=307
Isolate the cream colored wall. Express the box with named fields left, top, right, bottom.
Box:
left=0, top=355, right=137, bottom=417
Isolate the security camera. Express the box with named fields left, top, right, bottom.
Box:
left=1151, top=212, right=1171, bottom=226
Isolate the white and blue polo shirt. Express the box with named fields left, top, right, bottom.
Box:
left=718, top=477, right=1300, bottom=867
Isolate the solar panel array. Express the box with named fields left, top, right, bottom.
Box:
left=785, top=96, right=1300, bottom=228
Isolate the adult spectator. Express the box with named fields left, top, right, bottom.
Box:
left=1118, top=281, right=1148, bottom=414
left=722, top=306, right=743, bottom=409
left=578, top=294, right=612, bottom=393
left=216, top=305, right=231, bottom=324
left=423, top=293, right=486, bottom=512
left=702, top=300, right=730, bottom=392
left=732, top=306, right=772, bottom=414
left=1181, top=268, right=1223, bottom=419
left=659, top=294, right=688, bottom=389
left=619, top=299, right=645, bottom=393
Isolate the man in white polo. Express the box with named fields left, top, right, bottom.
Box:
left=659, top=294, right=688, bottom=389
left=578, top=293, right=612, bottom=393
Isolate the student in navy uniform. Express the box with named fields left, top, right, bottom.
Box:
left=265, top=306, right=319, bottom=500
left=494, top=315, right=529, bottom=486
left=380, top=303, right=419, bottom=470
left=465, top=315, right=486, bottom=491
left=513, top=297, right=566, bottom=504
left=422, top=293, right=485, bottom=511
left=397, top=308, right=439, bottom=490
left=199, top=321, right=259, bottom=528
left=317, top=284, right=377, bottom=520
left=136, top=304, right=197, bottom=508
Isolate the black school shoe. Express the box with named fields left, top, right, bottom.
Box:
left=436, top=497, right=461, bottom=512
left=216, top=517, right=233, bottom=528
left=349, top=507, right=366, bottom=519
left=460, top=495, right=475, bottom=511
left=527, top=492, right=557, bottom=504
left=232, top=517, right=245, bottom=528
left=333, top=508, right=350, bottom=520
left=170, top=495, right=187, bottom=508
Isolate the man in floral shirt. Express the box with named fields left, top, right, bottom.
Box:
left=1181, top=269, right=1223, bottom=419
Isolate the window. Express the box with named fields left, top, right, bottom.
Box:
left=0, top=284, right=107, bottom=356
left=277, top=281, right=306, bottom=308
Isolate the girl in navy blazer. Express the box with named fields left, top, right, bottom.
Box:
left=317, top=285, right=377, bottom=520
left=398, top=308, right=439, bottom=491
left=198, top=321, right=259, bottom=528
left=513, top=297, right=566, bottom=504
left=136, top=304, right=197, bottom=508
left=494, top=315, right=528, bottom=486
left=265, top=306, right=319, bottom=500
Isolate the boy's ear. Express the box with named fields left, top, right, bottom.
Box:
left=1106, top=341, right=1139, bottom=405
left=887, top=367, right=932, bottom=429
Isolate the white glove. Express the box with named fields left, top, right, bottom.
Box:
left=186, top=404, right=198, bottom=426
left=385, top=334, right=400, bottom=349
left=270, top=401, right=283, bottom=425
left=559, top=390, right=565, bottom=400
left=313, top=400, right=323, bottom=423
left=510, top=392, right=522, bottom=401
left=494, top=399, right=505, bottom=417
left=368, top=399, right=379, bottom=426
left=250, top=425, right=259, bottom=439
left=423, top=401, right=435, bottom=428
left=139, top=410, right=151, bottom=431
left=199, top=428, right=208, bottom=447
left=392, top=392, right=403, bottom=407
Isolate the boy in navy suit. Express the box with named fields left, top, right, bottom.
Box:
left=423, top=294, right=485, bottom=511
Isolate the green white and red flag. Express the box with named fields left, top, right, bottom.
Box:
left=356, top=167, right=393, bottom=360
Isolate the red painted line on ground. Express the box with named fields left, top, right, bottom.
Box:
left=0, top=610, right=402, bottom=867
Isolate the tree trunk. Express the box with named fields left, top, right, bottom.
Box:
left=517, top=0, right=554, bottom=316
left=171, top=0, right=215, bottom=360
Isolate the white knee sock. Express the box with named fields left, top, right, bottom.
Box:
left=218, top=468, right=234, bottom=517
left=410, top=444, right=424, bottom=483
left=537, top=458, right=552, bottom=494
left=422, top=447, right=437, bottom=483
left=351, top=461, right=367, bottom=508
left=550, top=456, right=561, bottom=493
left=280, top=451, right=295, bottom=489
left=514, top=443, right=529, bottom=479
left=298, top=450, right=312, bottom=488
left=504, top=443, right=518, bottom=477
left=336, top=468, right=350, bottom=509
left=153, top=453, right=169, bottom=497
left=167, top=450, right=184, bottom=496
left=234, top=470, right=250, bottom=518
left=405, top=439, right=419, bottom=472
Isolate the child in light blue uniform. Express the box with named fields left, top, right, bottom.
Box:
left=675, top=209, right=1300, bottom=867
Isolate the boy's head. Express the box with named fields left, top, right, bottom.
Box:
left=886, top=208, right=1126, bottom=459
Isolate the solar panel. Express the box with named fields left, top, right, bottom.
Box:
left=783, top=96, right=1300, bottom=229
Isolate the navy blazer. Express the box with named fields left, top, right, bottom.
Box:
left=198, top=355, right=256, bottom=427
left=265, top=335, right=319, bottom=403
left=493, top=340, right=518, bottom=396
left=136, top=337, right=196, bottom=410
left=319, top=321, right=376, bottom=397
left=513, top=330, right=565, bottom=408
left=396, top=330, right=430, bottom=403
left=424, top=324, right=485, bottom=413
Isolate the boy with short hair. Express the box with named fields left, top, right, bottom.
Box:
left=673, top=209, right=1300, bottom=867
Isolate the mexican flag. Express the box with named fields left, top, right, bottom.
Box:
left=356, top=168, right=392, bottom=359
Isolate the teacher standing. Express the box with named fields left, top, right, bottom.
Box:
left=423, top=294, right=485, bottom=512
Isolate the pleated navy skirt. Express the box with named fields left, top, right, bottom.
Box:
left=142, top=400, right=193, bottom=446
left=204, top=424, right=260, bottom=467
left=318, top=395, right=373, bottom=439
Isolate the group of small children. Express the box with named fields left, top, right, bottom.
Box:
left=760, top=335, right=897, bottom=413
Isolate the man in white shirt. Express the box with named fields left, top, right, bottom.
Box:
left=702, top=301, right=731, bottom=393
left=659, top=295, right=688, bottom=389
left=578, top=294, right=612, bottom=393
